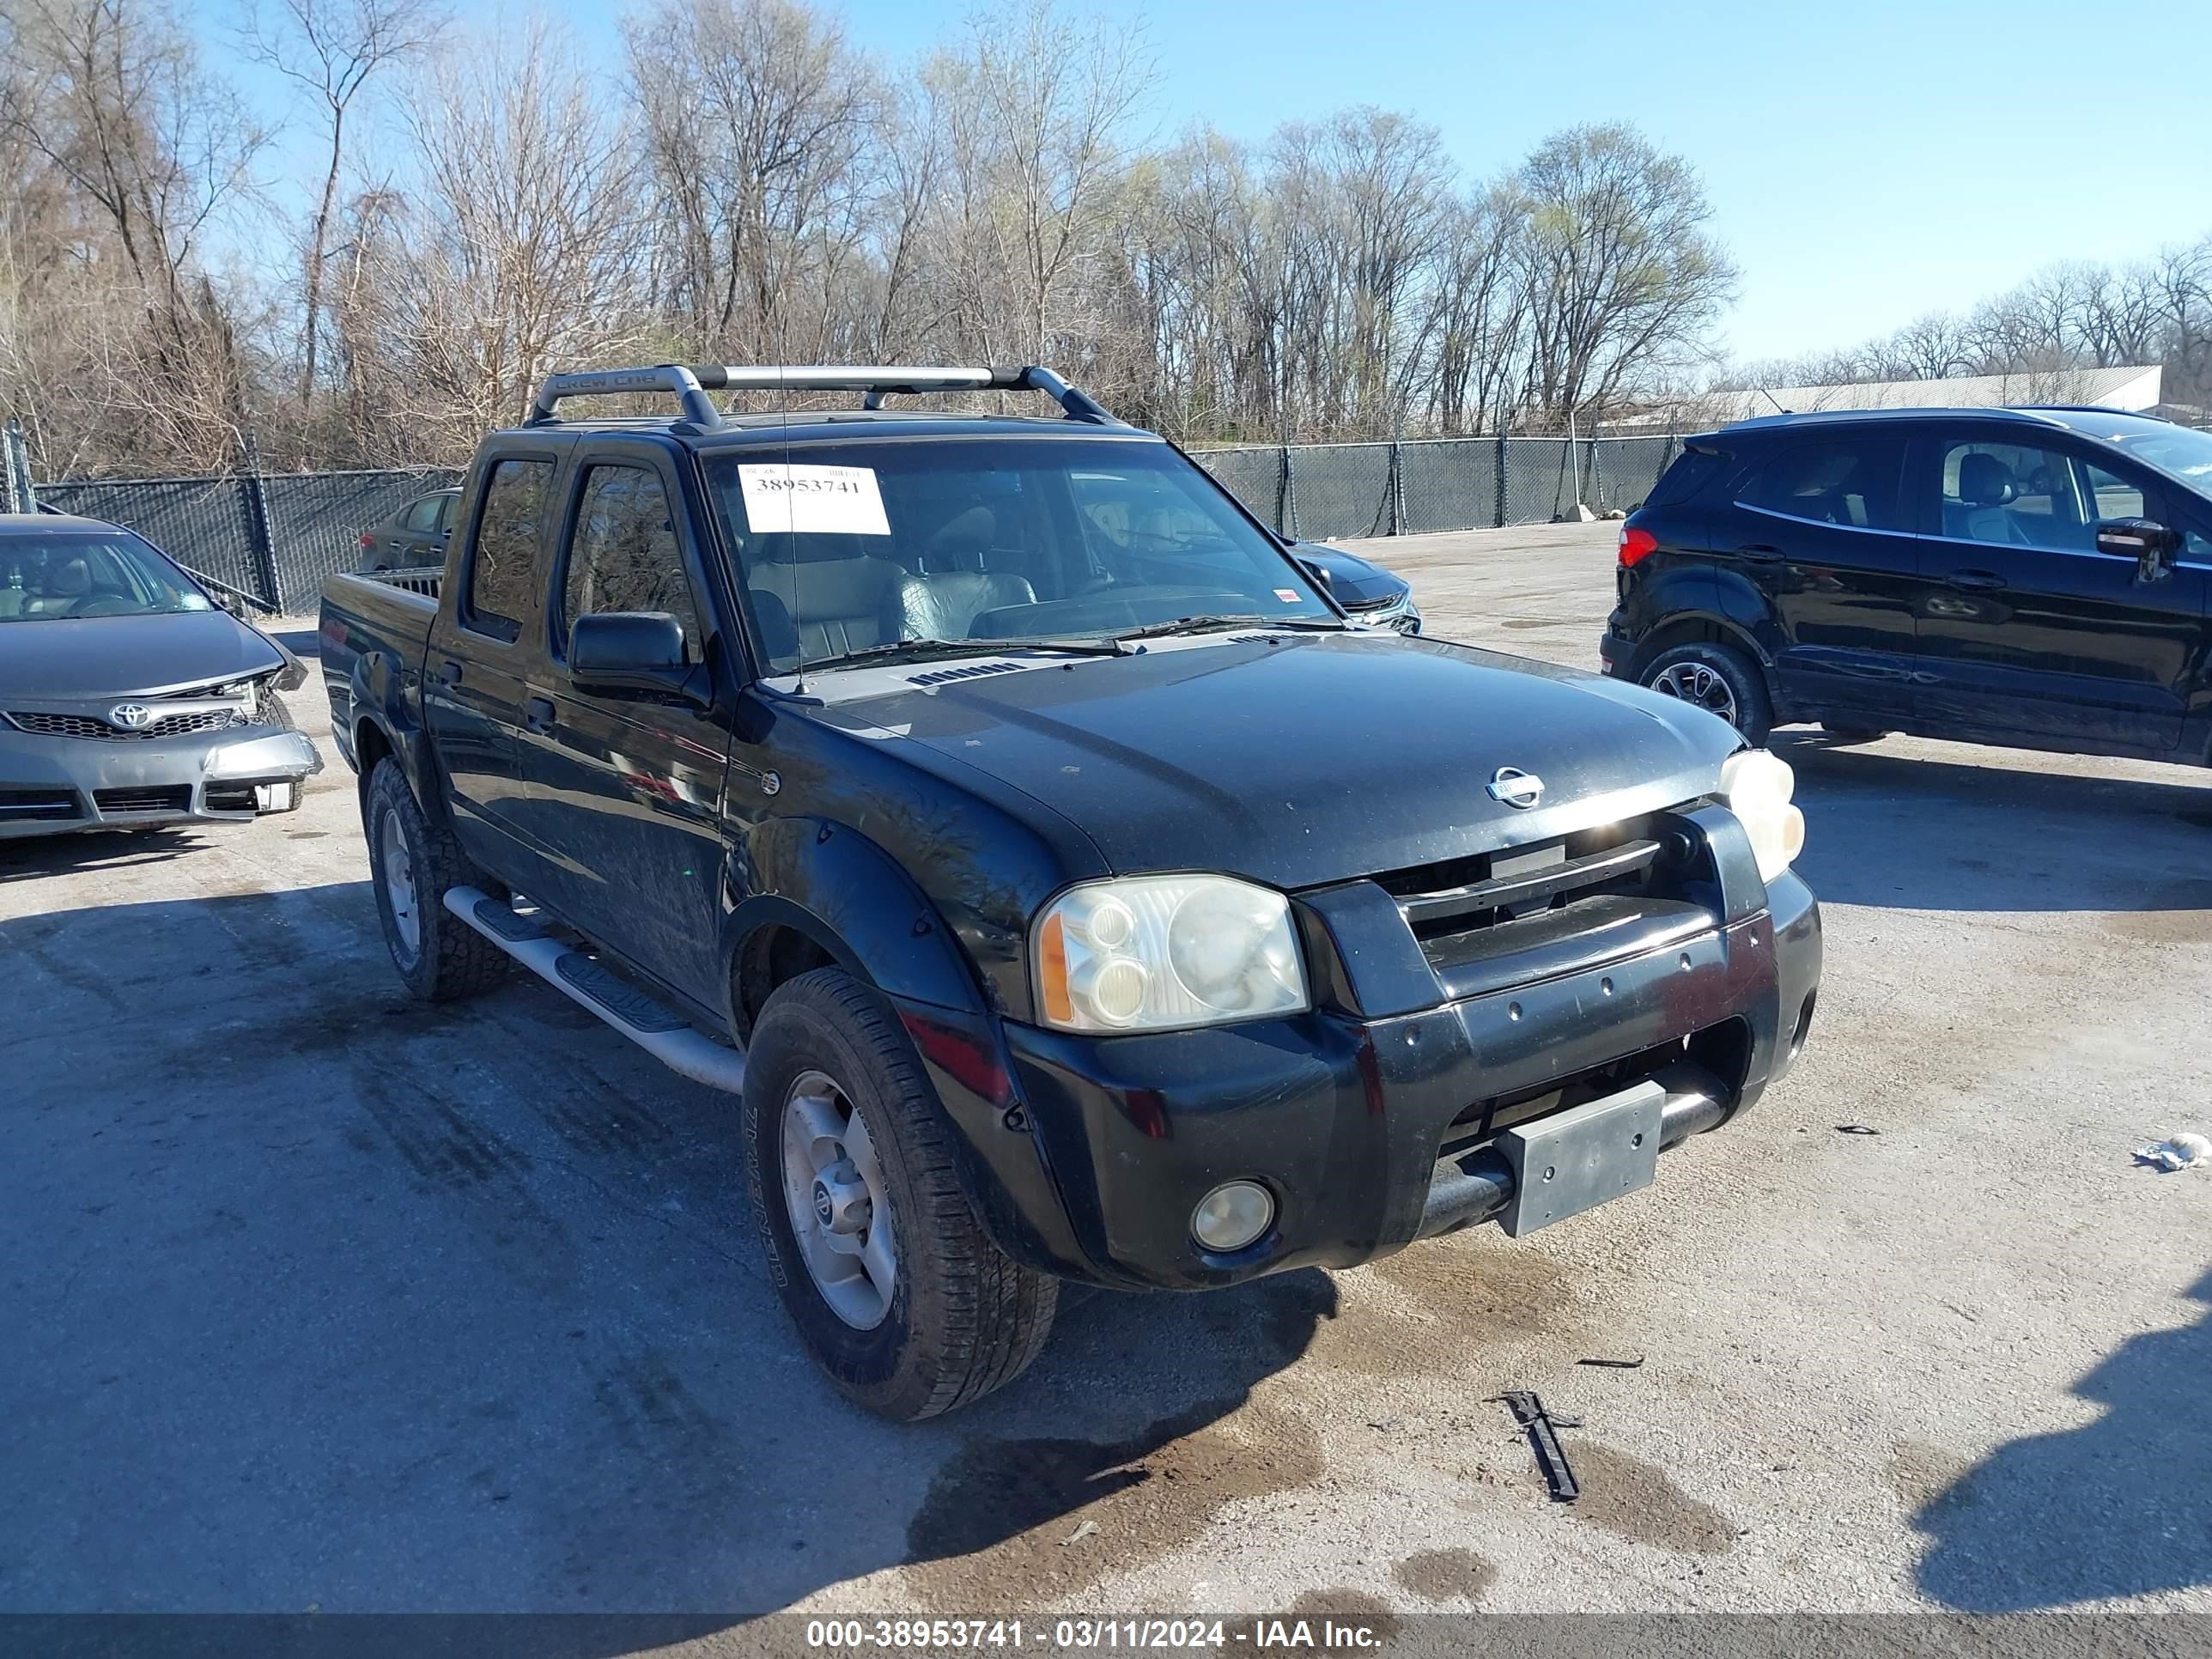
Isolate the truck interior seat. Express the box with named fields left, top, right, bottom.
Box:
left=897, top=507, right=1036, bottom=639
left=746, top=533, right=905, bottom=661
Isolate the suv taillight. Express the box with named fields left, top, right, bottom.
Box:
left=1618, top=526, right=1658, bottom=568
left=360, top=532, right=374, bottom=550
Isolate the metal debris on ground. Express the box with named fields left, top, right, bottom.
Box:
left=1835, top=1124, right=1881, bottom=1136
left=2134, top=1132, right=2211, bottom=1172
left=1576, top=1355, right=1646, bottom=1369
left=1060, top=1519, right=1099, bottom=1547
left=1494, top=1390, right=1582, bottom=1503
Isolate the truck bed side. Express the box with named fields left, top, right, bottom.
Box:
left=319, top=568, right=441, bottom=793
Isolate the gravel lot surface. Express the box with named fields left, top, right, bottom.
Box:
left=4, top=520, right=2207, bottom=1626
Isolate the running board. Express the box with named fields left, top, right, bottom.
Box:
left=444, top=885, right=746, bottom=1094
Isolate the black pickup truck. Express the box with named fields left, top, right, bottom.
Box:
left=320, top=364, right=1823, bottom=1420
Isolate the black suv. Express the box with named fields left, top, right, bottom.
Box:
left=1602, top=407, right=2212, bottom=761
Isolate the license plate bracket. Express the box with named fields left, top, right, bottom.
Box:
left=1497, top=1080, right=1664, bottom=1237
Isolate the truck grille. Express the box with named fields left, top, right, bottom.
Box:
left=1379, top=808, right=1722, bottom=1002
left=8, top=708, right=249, bottom=741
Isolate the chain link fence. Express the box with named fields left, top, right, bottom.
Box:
left=15, top=429, right=1683, bottom=613
left=1192, top=433, right=1684, bottom=541
left=30, top=460, right=459, bottom=613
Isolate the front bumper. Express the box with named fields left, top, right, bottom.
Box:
left=910, top=855, right=1820, bottom=1291
left=0, top=721, right=323, bottom=838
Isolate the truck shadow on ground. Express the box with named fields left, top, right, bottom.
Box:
left=3, top=880, right=1340, bottom=1635
left=1771, top=731, right=2212, bottom=917
left=1912, top=1267, right=2211, bottom=1609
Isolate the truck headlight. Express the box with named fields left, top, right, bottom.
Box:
left=1721, top=749, right=1805, bottom=884
left=1034, top=875, right=1309, bottom=1033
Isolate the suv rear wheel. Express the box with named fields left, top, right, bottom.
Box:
left=1641, top=641, right=1772, bottom=744
left=743, top=968, right=1057, bottom=1420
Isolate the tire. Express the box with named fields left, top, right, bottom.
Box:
left=363, top=758, right=509, bottom=1002
left=742, top=968, right=1058, bottom=1421
left=260, top=688, right=294, bottom=730
left=1820, top=723, right=1888, bottom=744
left=1641, top=641, right=1773, bottom=745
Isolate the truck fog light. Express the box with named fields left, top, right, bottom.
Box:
left=1191, top=1181, right=1274, bottom=1252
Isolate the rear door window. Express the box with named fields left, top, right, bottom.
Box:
left=465, top=459, right=554, bottom=639
left=1737, top=438, right=1907, bottom=531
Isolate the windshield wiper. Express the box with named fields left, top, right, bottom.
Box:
left=1109, top=612, right=1346, bottom=644
left=806, top=635, right=1129, bottom=672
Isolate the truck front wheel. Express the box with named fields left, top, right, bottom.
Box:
left=742, top=968, right=1058, bottom=1420
left=364, top=758, right=510, bottom=1002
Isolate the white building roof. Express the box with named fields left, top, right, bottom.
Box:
left=1693, top=364, right=2164, bottom=425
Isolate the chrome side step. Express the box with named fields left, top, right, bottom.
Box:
left=444, top=885, right=746, bottom=1094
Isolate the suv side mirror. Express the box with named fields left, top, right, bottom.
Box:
left=2096, top=518, right=2180, bottom=584
left=569, top=611, right=703, bottom=701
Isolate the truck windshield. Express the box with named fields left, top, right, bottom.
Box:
left=0, top=531, right=213, bottom=623
left=701, top=437, right=1333, bottom=673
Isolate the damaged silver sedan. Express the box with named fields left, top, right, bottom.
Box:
left=0, top=514, right=322, bottom=839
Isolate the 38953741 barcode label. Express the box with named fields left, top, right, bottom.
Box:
left=738, top=463, right=891, bottom=537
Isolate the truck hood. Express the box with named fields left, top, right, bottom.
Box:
left=0, top=611, right=289, bottom=702
left=811, top=632, right=1741, bottom=890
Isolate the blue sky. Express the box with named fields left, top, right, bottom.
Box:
left=208, top=0, right=2212, bottom=365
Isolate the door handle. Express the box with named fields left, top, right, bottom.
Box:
left=436, top=659, right=463, bottom=686
left=1944, top=570, right=2007, bottom=592
left=1735, top=544, right=1784, bottom=562
left=522, top=696, right=556, bottom=734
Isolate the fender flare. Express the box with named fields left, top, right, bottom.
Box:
left=348, top=651, right=450, bottom=830
left=1630, top=605, right=1778, bottom=679
left=720, top=817, right=989, bottom=1038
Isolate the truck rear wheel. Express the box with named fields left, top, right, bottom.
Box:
left=364, top=758, right=509, bottom=1002
left=742, top=968, right=1057, bottom=1421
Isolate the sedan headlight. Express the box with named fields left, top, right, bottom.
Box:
left=1721, top=749, right=1805, bottom=884
left=1034, top=875, right=1309, bottom=1033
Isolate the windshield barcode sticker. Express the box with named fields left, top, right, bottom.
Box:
left=737, top=464, right=891, bottom=537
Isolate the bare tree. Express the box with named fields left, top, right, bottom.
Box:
left=1516, top=124, right=1736, bottom=428
left=0, top=0, right=271, bottom=466
left=334, top=15, right=645, bottom=457
left=623, top=0, right=874, bottom=363
left=236, top=0, right=445, bottom=417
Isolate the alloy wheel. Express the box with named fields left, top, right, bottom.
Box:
left=1650, top=660, right=1740, bottom=727
left=380, top=811, right=420, bottom=957
left=780, top=1068, right=898, bottom=1329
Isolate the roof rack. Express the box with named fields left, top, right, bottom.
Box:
left=526, top=364, right=1123, bottom=430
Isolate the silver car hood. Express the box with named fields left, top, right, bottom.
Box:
left=0, top=611, right=288, bottom=702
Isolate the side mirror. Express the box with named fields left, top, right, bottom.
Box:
left=2096, top=518, right=2180, bottom=585
left=568, top=611, right=703, bottom=701
left=1297, top=556, right=1332, bottom=589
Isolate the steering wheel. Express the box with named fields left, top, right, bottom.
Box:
left=64, top=593, right=137, bottom=617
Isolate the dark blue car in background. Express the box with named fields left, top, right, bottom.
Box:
left=1601, top=406, right=2212, bottom=763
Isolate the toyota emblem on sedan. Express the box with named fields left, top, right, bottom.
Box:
left=108, top=703, right=153, bottom=729
left=1487, top=766, right=1544, bottom=809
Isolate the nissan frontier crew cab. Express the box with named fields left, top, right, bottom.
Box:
left=319, top=365, right=1823, bottom=1421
